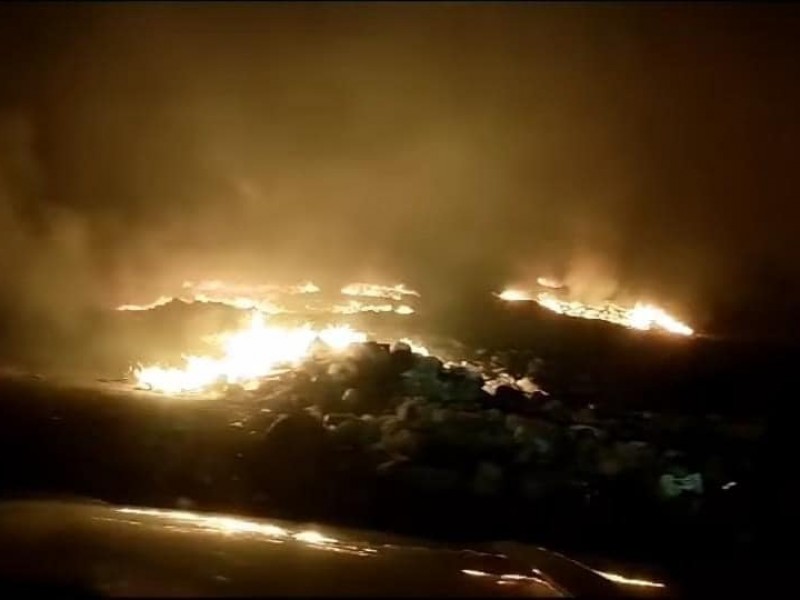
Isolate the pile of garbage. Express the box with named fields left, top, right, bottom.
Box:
left=212, top=340, right=758, bottom=534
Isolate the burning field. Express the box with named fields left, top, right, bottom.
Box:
left=0, top=274, right=767, bottom=590
left=115, top=277, right=695, bottom=396
left=117, top=281, right=429, bottom=394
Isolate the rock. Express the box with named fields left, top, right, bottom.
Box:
left=573, top=408, right=597, bottom=425
left=471, top=462, right=505, bottom=496
left=542, top=398, right=570, bottom=423
left=329, top=418, right=366, bottom=447
left=596, top=446, right=624, bottom=477
left=493, top=385, right=527, bottom=413
left=519, top=473, right=554, bottom=501
left=397, top=398, right=425, bottom=423
left=358, top=415, right=382, bottom=445
left=379, top=416, right=403, bottom=436
left=485, top=408, right=505, bottom=423
left=323, top=412, right=356, bottom=428
left=261, top=411, right=326, bottom=455
left=382, top=427, right=421, bottom=458
left=328, top=360, right=359, bottom=383
left=569, top=424, right=604, bottom=439
left=505, top=414, right=524, bottom=432
left=397, top=465, right=461, bottom=494
left=390, top=340, right=411, bottom=354
left=341, top=388, right=363, bottom=412
left=401, top=368, right=444, bottom=400
left=389, top=341, right=415, bottom=374
left=432, top=407, right=455, bottom=424
left=350, top=342, right=393, bottom=381
left=416, top=355, right=444, bottom=376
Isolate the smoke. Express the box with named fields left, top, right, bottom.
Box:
left=0, top=3, right=798, bottom=340
left=0, top=113, right=99, bottom=331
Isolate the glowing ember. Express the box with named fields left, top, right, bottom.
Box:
left=498, top=288, right=694, bottom=336
left=133, top=312, right=368, bottom=394
left=497, top=289, right=534, bottom=302
left=341, top=283, right=420, bottom=301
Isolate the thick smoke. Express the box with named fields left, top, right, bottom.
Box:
left=0, top=3, right=799, bottom=340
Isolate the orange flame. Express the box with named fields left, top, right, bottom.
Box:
left=340, top=283, right=420, bottom=301
left=498, top=286, right=694, bottom=336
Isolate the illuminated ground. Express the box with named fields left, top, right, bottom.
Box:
left=0, top=294, right=784, bottom=597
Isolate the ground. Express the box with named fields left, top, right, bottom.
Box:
left=0, top=300, right=786, bottom=594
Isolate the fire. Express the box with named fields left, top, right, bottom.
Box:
left=117, top=281, right=416, bottom=317
left=184, top=280, right=320, bottom=296
left=133, top=312, right=368, bottom=394
left=340, top=283, right=420, bottom=301
left=332, top=300, right=415, bottom=315
left=497, top=289, right=534, bottom=302
left=536, top=276, right=564, bottom=289
left=116, top=296, right=175, bottom=312
left=498, top=287, right=694, bottom=336
left=131, top=310, right=431, bottom=394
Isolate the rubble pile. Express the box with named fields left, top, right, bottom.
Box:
left=170, top=339, right=761, bottom=554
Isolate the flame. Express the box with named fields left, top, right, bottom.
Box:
left=116, top=281, right=318, bottom=313
left=341, top=283, right=420, bottom=301
left=184, top=280, right=320, bottom=296
left=117, top=281, right=417, bottom=316
left=536, top=276, right=564, bottom=289
left=116, top=296, right=175, bottom=311
left=331, top=300, right=415, bottom=315
left=497, top=289, right=534, bottom=302
left=498, top=287, right=694, bottom=336
left=133, top=311, right=367, bottom=394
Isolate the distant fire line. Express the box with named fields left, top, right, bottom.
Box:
left=497, top=287, right=694, bottom=336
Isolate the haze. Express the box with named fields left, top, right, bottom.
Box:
left=1, top=3, right=798, bottom=337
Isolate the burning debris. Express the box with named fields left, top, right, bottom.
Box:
left=496, top=289, right=534, bottom=303
left=32, top=285, right=757, bottom=570
left=123, top=277, right=694, bottom=395
left=330, top=300, right=415, bottom=315
left=340, top=283, right=420, bottom=302
left=134, top=312, right=382, bottom=394
left=129, top=309, right=433, bottom=394
left=535, top=293, right=694, bottom=336
left=117, top=281, right=420, bottom=318
left=497, top=279, right=694, bottom=337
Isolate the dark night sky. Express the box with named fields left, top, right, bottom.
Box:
left=0, top=3, right=798, bottom=334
